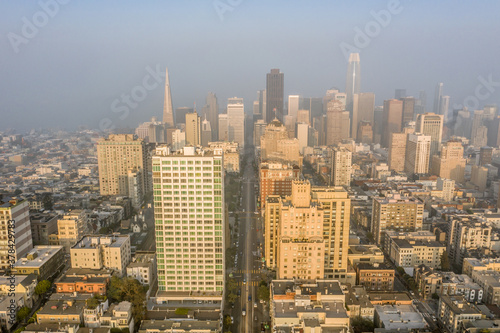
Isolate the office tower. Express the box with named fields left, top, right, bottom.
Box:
left=135, top=117, right=166, bottom=143
left=226, top=97, right=245, bottom=147
left=382, top=99, right=404, bottom=147
left=0, top=197, right=33, bottom=272
left=97, top=134, right=150, bottom=196
left=152, top=146, right=225, bottom=293
left=331, top=147, right=352, bottom=187
left=127, top=169, right=144, bottom=209
left=371, top=195, right=424, bottom=245
left=218, top=114, right=228, bottom=141
left=326, top=100, right=350, bottom=146
left=471, top=110, right=488, bottom=147
left=265, top=181, right=351, bottom=279
left=345, top=53, right=361, bottom=112
left=58, top=210, right=88, bottom=252
left=171, top=129, right=185, bottom=151
left=471, top=166, right=488, bottom=192
left=479, top=146, right=493, bottom=166
left=288, top=95, right=300, bottom=118
left=389, top=132, right=409, bottom=172
left=440, top=96, right=450, bottom=121
left=163, top=68, right=175, bottom=127
left=415, top=90, right=427, bottom=115
left=401, top=97, right=416, bottom=127
left=201, top=92, right=219, bottom=141
left=433, top=83, right=443, bottom=115
left=175, top=107, right=194, bottom=126
left=253, top=119, right=267, bottom=147
left=486, top=116, right=500, bottom=147
left=395, top=89, right=407, bottom=100
left=71, top=235, right=131, bottom=277
left=353, top=92, right=375, bottom=135
left=253, top=101, right=260, bottom=117
left=454, top=108, right=472, bottom=138
left=437, top=178, right=455, bottom=202
left=296, top=123, right=309, bottom=154
left=431, top=140, right=466, bottom=183
left=416, top=113, right=444, bottom=160
left=357, top=121, right=373, bottom=144
left=404, top=133, right=431, bottom=175
left=297, top=109, right=310, bottom=125
left=260, top=161, right=300, bottom=211
left=373, top=106, right=384, bottom=144
left=266, top=69, right=284, bottom=123
left=261, top=119, right=290, bottom=160
left=314, top=115, right=327, bottom=146
left=260, top=90, right=267, bottom=121
left=302, top=97, right=323, bottom=120
left=201, top=118, right=212, bottom=147
left=185, top=112, right=201, bottom=145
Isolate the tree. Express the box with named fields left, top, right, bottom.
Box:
left=351, top=316, right=375, bottom=333
left=42, top=193, right=53, bottom=210
left=396, top=267, right=406, bottom=276
left=441, top=251, right=451, bottom=271
left=35, top=280, right=51, bottom=295
left=224, top=315, right=232, bottom=327
left=16, top=306, right=31, bottom=322
left=99, top=227, right=110, bottom=234
left=432, top=293, right=440, bottom=300
left=257, top=285, right=270, bottom=302
left=108, top=277, right=146, bottom=328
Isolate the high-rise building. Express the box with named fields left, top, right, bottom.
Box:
left=471, top=110, right=488, bottom=147
left=301, top=97, right=323, bottom=120
left=175, top=107, right=194, bottom=127
left=260, top=89, right=267, bottom=121
left=389, top=132, right=409, bottom=172
left=431, top=140, right=466, bottom=183
left=266, top=69, right=284, bottom=123
left=326, top=100, right=350, bottom=146
left=253, top=119, right=267, bottom=147
left=331, top=147, right=352, bottom=187
left=288, top=95, right=300, bottom=118
left=297, top=109, right=310, bottom=125
left=152, top=146, right=225, bottom=293
left=201, top=92, right=219, bottom=141
left=479, top=146, right=493, bottom=166
left=345, top=53, right=361, bottom=112
left=356, top=121, right=373, bottom=144
left=226, top=97, right=245, bottom=147
left=352, top=93, right=375, bottom=139
left=162, top=68, right=175, bottom=128
left=171, top=129, right=185, bottom=151
left=261, top=119, right=289, bottom=159
left=433, top=83, right=443, bottom=115
left=401, top=97, right=416, bottom=127
left=404, top=133, right=432, bottom=175
left=201, top=118, right=212, bottom=147
left=0, top=198, right=33, bottom=272
left=58, top=210, right=89, bottom=252
left=415, top=90, right=427, bottom=115
left=371, top=195, right=424, bottom=246
left=382, top=99, right=403, bottom=147
left=218, top=114, right=228, bottom=141
left=395, top=89, right=407, bottom=100
left=283, top=115, right=297, bottom=138
left=265, top=181, right=351, bottom=280
left=260, top=161, right=301, bottom=211
left=416, top=113, right=444, bottom=160
left=135, top=117, right=166, bottom=143
left=470, top=165, right=488, bottom=192
left=437, top=178, right=455, bottom=202
left=373, top=106, right=384, bottom=144
left=185, top=112, right=201, bottom=146
left=296, top=123, right=309, bottom=154
left=97, top=134, right=150, bottom=197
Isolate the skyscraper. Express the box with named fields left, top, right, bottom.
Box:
left=202, top=92, right=219, bottom=141
left=395, top=89, right=407, bottom=100
left=431, top=140, right=466, bottom=183
left=185, top=112, right=201, bottom=145
left=227, top=97, right=245, bottom=147
left=352, top=92, right=375, bottom=139
left=345, top=53, right=361, bottom=112
left=218, top=114, right=228, bottom=141
left=163, top=68, right=175, bottom=128
left=175, top=107, right=194, bottom=126
left=201, top=118, right=212, bottom=147
left=326, top=100, right=350, bottom=146
left=266, top=69, right=284, bottom=123
left=401, top=97, right=416, bottom=127
left=152, top=146, right=225, bottom=293
left=433, top=83, right=443, bottom=115
left=382, top=99, right=403, bottom=147
left=416, top=113, right=444, bottom=160
left=331, top=147, right=352, bottom=187
left=288, top=95, right=300, bottom=118
left=404, top=133, right=432, bottom=175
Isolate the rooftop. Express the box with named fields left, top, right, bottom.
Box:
left=375, top=304, right=427, bottom=330
left=13, top=246, right=63, bottom=268
left=139, top=319, right=220, bottom=332
left=72, top=235, right=129, bottom=249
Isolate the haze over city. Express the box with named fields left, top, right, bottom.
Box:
left=1, top=0, right=499, bottom=131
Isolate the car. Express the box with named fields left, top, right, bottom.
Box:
left=243, top=279, right=246, bottom=285
left=242, top=309, right=246, bottom=316
left=237, top=290, right=241, bottom=296
left=432, top=315, right=436, bottom=321
left=231, top=316, right=234, bottom=324
left=248, top=295, right=252, bottom=301
left=254, top=302, right=257, bottom=308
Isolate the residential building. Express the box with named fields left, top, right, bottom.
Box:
left=331, top=146, right=352, bottom=187
left=431, top=140, right=466, bottom=183
left=207, top=141, right=240, bottom=173
left=0, top=197, right=33, bottom=272
left=126, top=251, right=156, bottom=286
left=58, top=210, right=89, bottom=252
left=37, top=300, right=86, bottom=325
left=100, top=301, right=134, bottom=333
left=0, top=274, right=37, bottom=308
left=388, top=238, right=445, bottom=269
left=470, top=270, right=500, bottom=305
left=356, top=263, right=395, bottom=291
left=348, top=244, right=384, bottom=266
left=227, top=97, right=245, bottom=147
left=54, top=273, right=109, bottom=295
left=438, top=295, right=482, bottom=333
left=70, top=235, right=132, bottom=277
left=260, top=119, right=289, bottom=160
left=13, top=246, right=64, bottom=280
left=374, top=304, right=427, bottom=331
left=404, top=133, right=431, bottom=175
left=259, top=161, right=300, bottom=211
left=30, top=211, right=58, bottom=245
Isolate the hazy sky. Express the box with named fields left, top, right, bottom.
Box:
left=1, top=0, right=499, bottom=132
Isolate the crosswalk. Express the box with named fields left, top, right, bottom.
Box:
left=236, top=281, right=259, bottom=286
left=234, top=269, right=261, bottom=274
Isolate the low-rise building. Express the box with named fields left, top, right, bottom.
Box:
left=348, top=245, right=385, bottom=266
left=438, top=295, right=482, bottom=333
left=374, top=304, right=427, bottom=331
left=470, top=270, right=500, bottom=305
left=356, top=263, right=395, bottom=291
left=463, top=257, right=500, bottom=277
left=389, top=238, right=446, bottom=269
left=37, top=300, right=86, bottom=325
left=126, top=251, right=156, bottom=286
left=12, top=245, right=65, bottom=280
left=100, top=301, right=134, bottom=333
left=345, top=285, right=375, bottom=320
left=54, top=274, right=109, bottom=295
left=30, top=212, right=59, bottom=245
left=139, top=320, right=220, bottom=333
left=0, top=274, right=38, bottom=308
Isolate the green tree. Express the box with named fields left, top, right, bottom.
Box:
left=351, top=316, right=375, bottom=333
left=87, top=297, right=100, bottom=309
left=396, top=267, right=406, bottom=276
left=42, top=193, right=53, bottom=210
left=432, top=293, right=440, bottom=300
left=441, top=251, right=451, bottom=271
left=108, top=277, right=146, bottom=328
left=227, top=292, right=238, bottom=304
left=16, top=306, right=31, bottom=322
left=35, top=280, right=51, bottom=295
left=99, top=227, right=110, bottom=234
left=257, top=285, right=270, bottom=302
left=224, top=315, right=232, bottom=327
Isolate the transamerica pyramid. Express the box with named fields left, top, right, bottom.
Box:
left=162, top=68, right=175, bottom=128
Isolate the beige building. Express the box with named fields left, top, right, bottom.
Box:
left=348, top=244, right=384, bottom=266
left=382, top=99, right=403, bottom=147
left=265, top=181, right=351, bottom=280
left=471, top=165, right=488, bottom=192
left=431, top=140, right=466, bottom=183
left=331, top=146, right=352, bottom=187
left=371, top=194, right=424, bottom=246
left=207, top=141, right=240, bottom=173
left=58, top=210, right=89, bottom=252
left=253, top=119, right=267, bottom=146
left=404, top=133, right=431, bottom=175
left=259, top=161, right=300, bottom=211
left=388, top=238, right=445, bottom=269
left=97, top=134, right=150, bottom=197
left=13, top=246, right=65, bottom=280
left=185, top=112, right=201, bottom=145
left=297, top=109, right=310, bottom=125
left=0, top=197, right=33, bottom=272
left=388, top=132, right=408, bottom=172
left=326, top=99, right=350, bottom=146
left=416, top=112, right=444, bottom=160
left=36, top=300, right=85, bottom=325
left=438, top=295, right=482, bottom=333
left=71, top=235, right=131, bottom=277
left=100, top=301, right=134, bottom=333
left=356, top=120, right=373, bottom=144
left=227, top=97, right=245, bottom=147
left=260, top=119, right=289, bottom=159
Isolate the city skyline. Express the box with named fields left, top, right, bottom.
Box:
left=1, top=1, right=500, bottom=131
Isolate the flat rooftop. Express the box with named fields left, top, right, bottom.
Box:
left=14, top=246, right=63, bottom=268
left=375, top=304, right=426, bottom=330
left=139, top=319, right=220, bottom=332
left=273, top=300, right=348, bottom=319
left=72, top=235, right=129, bottom=249
left=271, top=280, right=344, bottom=296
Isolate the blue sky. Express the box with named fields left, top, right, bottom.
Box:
left=1, top=0, right=499, bottom=131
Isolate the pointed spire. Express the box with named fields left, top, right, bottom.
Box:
left=163, top=68, right=175, bottom=128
